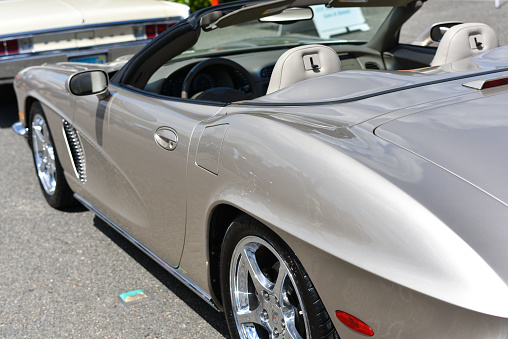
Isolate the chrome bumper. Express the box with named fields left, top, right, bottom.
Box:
left=12, top=122, right=28, bottom=137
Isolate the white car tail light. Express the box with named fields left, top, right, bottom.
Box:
left=143, top=22, right=176, bottom=39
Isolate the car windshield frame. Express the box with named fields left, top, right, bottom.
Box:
left=176, top=5, right=393, bottom=60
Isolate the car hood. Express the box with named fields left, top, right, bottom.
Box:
left=0, top=0, right=189, bottom=37
left=375, top=93, right=508, bottom=205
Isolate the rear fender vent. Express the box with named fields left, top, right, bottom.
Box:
left=62, top=120, right=86, bottom=183
left=364, top=62, right=380, bottom=70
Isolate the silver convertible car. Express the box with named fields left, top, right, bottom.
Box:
left=11, top=0, right=508, bottom=337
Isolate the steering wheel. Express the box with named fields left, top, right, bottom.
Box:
left=181, top=58, right=257, bottom=102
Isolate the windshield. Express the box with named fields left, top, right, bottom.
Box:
left=183, top=6, right=392, bottom=57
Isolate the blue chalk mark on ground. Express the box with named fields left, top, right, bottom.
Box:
left=119, top=289, right=149, bottom=304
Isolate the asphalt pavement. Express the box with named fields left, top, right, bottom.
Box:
left=1, top=0, right=508, bottom=338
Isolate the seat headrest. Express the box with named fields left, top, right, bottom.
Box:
left=267, top=44, right=341, bottom=94
left=431, top=23, right=499, bottom=66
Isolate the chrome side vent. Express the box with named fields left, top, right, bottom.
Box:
left=62, top=120, right=86, bottom=183
left=365, top=62, right=380, bottom=70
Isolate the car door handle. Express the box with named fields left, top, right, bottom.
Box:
left=154, top=127, right=178, bottom=151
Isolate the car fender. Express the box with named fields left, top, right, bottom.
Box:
left=181, top=110, right=508, bottom=321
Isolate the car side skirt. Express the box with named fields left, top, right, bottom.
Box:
left=73, top=193, right=220, bottom=312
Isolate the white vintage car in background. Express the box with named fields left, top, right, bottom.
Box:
left=0, top=0, right=189, bottom=84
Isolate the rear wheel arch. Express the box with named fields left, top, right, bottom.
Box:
left=208, top=204, right=245, bottom=309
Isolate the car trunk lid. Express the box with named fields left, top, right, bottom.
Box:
left=375, top=91, right=508, bottom=205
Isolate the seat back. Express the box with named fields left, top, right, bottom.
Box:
left=267, top=44, right=341, bottom=94
left=431, top=23, right=499, bottom=66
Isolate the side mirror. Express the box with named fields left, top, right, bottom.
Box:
left=67, top=70, right=109, bottom=99
left=411, top=22, right=462, bottom=47
left=430, top=22, right=462, bottom=42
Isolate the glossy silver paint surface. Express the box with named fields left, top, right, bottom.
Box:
left=12, top=1, right=508, bottom=337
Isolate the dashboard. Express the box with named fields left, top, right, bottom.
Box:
left=144, top=45, right=385, bottom=103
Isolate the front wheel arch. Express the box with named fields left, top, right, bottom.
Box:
left=22, top=96, right=38, bottom=132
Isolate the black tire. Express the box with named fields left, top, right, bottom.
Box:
left=29, top=102, right=75, bottom=209
left=220, top=215, right=340, bottom=339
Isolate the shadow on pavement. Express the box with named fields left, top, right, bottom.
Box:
left=93, top=216, right=231, bottom=338
left=0, top=84, right=19, bottom=128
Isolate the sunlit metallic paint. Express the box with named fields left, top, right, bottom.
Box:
left=71, top=86, right=224, bottom=266
left=13, top=47, right=508, bottom=338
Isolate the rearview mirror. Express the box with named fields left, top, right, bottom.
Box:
left=430, top=22, right=462, bottom=42
left=259, top=7, right=313, bottom=23
left=67, top=70, right=109, bottom=98
left=411, top=21, right=462, bottom=46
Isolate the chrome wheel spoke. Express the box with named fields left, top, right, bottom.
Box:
left=236, top=308, right=264, bottom=327
left=234, top=252, right=266, bottom=320
left=31, top=114, right=57, bottom=195
left=242, top=246, right=274, bottom=293
left=230, top=236, right=309, bottom=339
left=272, top=263, right=289, bottom=302
left=33, top=124, right=45, bottom=146
left=284, top=316, right=301, bottom=339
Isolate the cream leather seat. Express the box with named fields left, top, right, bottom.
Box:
left=431, top=23, right=499, bottom=66
left=267, top=44, right=341, bottom=94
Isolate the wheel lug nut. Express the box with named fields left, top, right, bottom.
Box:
left=262, top=291, right=270, bottom=301
left=262, top=310, right=268, bottom=321
left=274, top=328, right=279, bottom=337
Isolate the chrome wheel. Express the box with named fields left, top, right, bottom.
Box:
left=31, top=113, right=57, bottom=196
left=230, top=236, right=310, bottom=339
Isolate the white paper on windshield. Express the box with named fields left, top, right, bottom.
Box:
left=311, top=5, right=370, bottom=39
